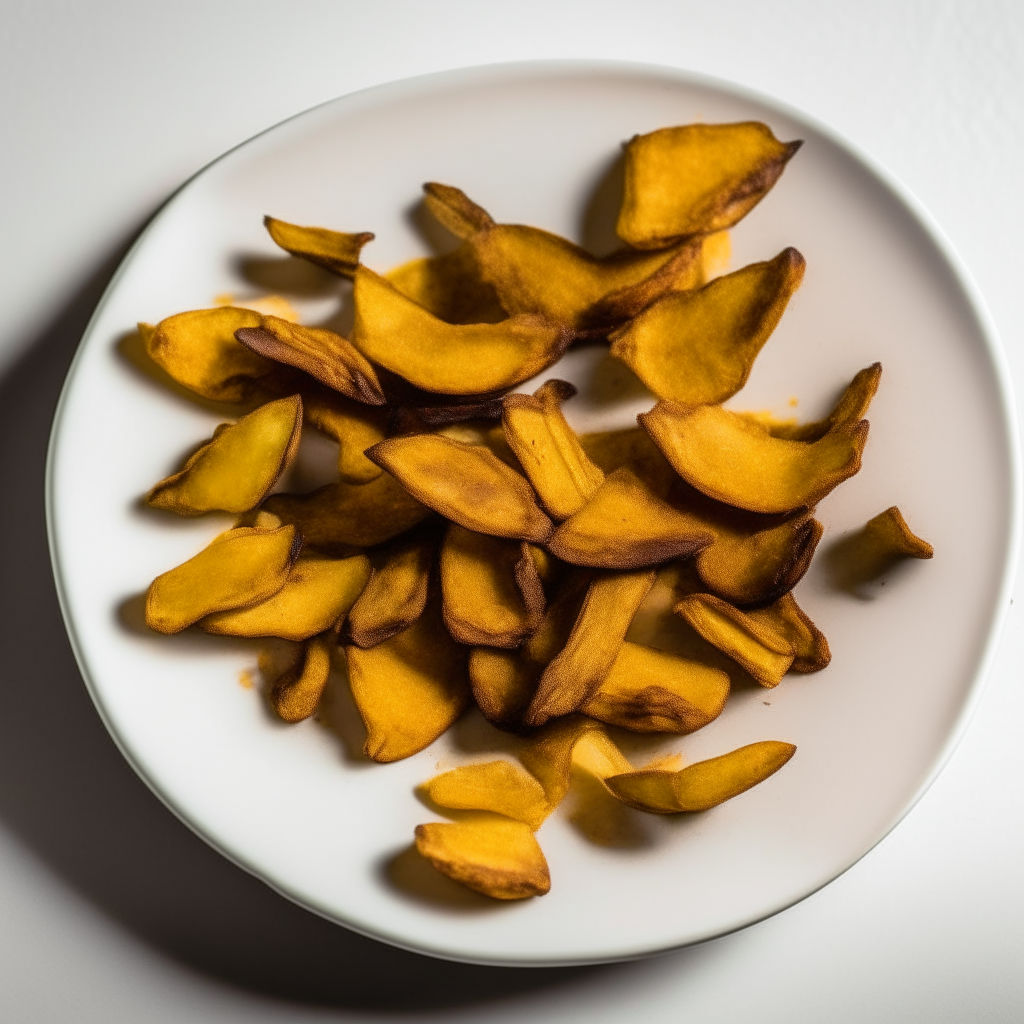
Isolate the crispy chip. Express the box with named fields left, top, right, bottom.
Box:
left=269, top=632, right=335, bottom=723
left=517, top=716, right=606, bottom=808
left=366, top=434, right=552, bottom=543
left=146, top=395, right=302, bottom=516
left=414, top=815, right=550, bottom=899
left=605, top=740, right=796, bottom=812
left=864, top=505, right=934, bottom=560
left=422, top=760, right=550, bottom=830
left=145, top=525, right=300, bottom=634
left=263, top=216, right=374, bottom=276
left=609, top=248, right=805, bottom=406
left=746, top=593, right=831, bottom=673
left=467, top=647, right=538, bottom=731
left=302, top=388, right=388, bottom=484
left=617, top=122, right=801, bottom=248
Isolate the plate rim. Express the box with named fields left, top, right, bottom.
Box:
left=44, top=58, right=1023, bottom=967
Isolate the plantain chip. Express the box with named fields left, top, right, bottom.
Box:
left=145, top=525, right=300, bottom=634
left=502, top=380, right=605, bottom=521
left=674, top=593, right=794, bottom=687
left=746, top=592, right=830, bottom=673
left=616, top=122, right=802, bottom=248
left=302, top=388, right=388, bottom=484
left=385, top=244, right=506, bottom=324
left=863, top=505, right=934, bottom=560
left=414, top=815, right=550, bottom=900
left=517, top=716, right=606, bottom=808
left=524, top=568, right=656, bottom=727
left=578, top=426, right=678, bottom=497
left=143, top=307, right=279, bottom=403
left=366, top=434, right=552, bottom=543
left=604, top=740, right=796, bottom=813
left=146, top=395, right=303, bottom=516
left=546, top=467, right=713, bottom=568
left=609, top=248, right=805, bottom=406
left=422, top=760, right=550, bottom=830
left=264, top=472, right=431, bottom=553
left=423, top=182, right=704, bottom=335
left=569, top=727, right=636, bottom=780
left=235, top=316, right=386, bottom=405
left=200, top=553, right=370, bottom=640
left=263, top=216, right=374, bottom=277
left=440, top=525, right=544, bottom=648
left=346, top=532, right=434, bottom=648
left=641, top=401, right=869, bottom=514
left=582, top=641, right=730, bottom=733
left=350, top=266, right=568, bottom=395
left=468, top=647, right=537, bottom=731
left=345, top=601, right=470, bottom=763
left=269, top=632, right=335, bottom=723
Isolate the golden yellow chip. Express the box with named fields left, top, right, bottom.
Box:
left=263, top=216, right=374, bottom=277
left=746, top=593, right=831, bottom=673
left=301, top=387, right=388, bottom=484
left=422, top=761, right=550, bottom=830
left=270, top=632, right=335, bottom=723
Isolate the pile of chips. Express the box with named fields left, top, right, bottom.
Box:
left=140, top=122, right=932, bottom=899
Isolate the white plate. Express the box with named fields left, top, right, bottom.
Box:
left=47, top=61, right=1020, bottom=966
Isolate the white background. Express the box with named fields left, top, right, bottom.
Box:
left=1, top=1, right=1022, bottom=1020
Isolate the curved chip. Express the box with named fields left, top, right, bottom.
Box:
left=440, top=525, right=544, bottom=648
left=200, top=553, right=370, bottom=640
left=422, top=761, right=550, bottom=831
left=641, top=401, right=869, bottom=514
left=263, top=472, right=431, bottom=553
left=143, top=307, right=277, bottom=403
left=346, top=532, right=434, bottom=648
left=582, top=641, right=730, bottom=733
left=236, top=316, right=385, bottom=405
left=864, top=505, right=934, bottom=560
left=146, top=395, right=303, bottom=516
left=604, top=740, right=797, bottom=813
left=524, top=568, right=656, bottom=727
left=350, top=266, right=569, bottom=396
left=263, top=216, right=374, bottom=277
left=145, top=525, right=301, bottom=634
left=345, top=602, right=471, bottom=763
left=609, top=248, right=805, bottom=406
left=502, top=380, right=605, bottom=521
left=269, top=632, right=335, bottom=723
left=468, top=647, right=538, bottom=731
left=516, top=716, right=607, bottom=809
left=616, top=122, right=802, bottom=248
left=546, top=467, right=713, bottom=568
left=302, top=388, right=388, bottom=484
left=423, top=183, right=704, bottom=335
left=746, top=593, right=831, bottom=673
left=366, top=434, right=552, bottom=543
left=414, top=815, right=550, bottom=900
left=674, top=593, right=794, bottom=687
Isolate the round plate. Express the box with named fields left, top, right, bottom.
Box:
left=47, top=61, right=1019, bottom=966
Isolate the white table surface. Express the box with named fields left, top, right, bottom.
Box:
left=2, top=2, right=1022, bottom=1020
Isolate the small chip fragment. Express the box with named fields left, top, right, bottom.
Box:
left=422, top=761, right=550, bottom=830
left=863, top=506, right=934, bottom=560
left=263, top=216, right=374, bottom=277
left=604, top=740, right=797, bottom=813
left=270, top=632, right=335, bottom=723
left=414, top=815, right=550, bottom=899
left=146, top=395, right=303, bottom=516
left=145, top=525, right=301, bottom=634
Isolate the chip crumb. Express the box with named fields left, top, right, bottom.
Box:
left=788, top=395, right=798, bottom=407
left=238, top=668, right=256, bottom=690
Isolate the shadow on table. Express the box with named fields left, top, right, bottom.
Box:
left=0, top=230, right=687, bottom=1012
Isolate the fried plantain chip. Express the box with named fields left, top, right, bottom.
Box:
left=145, top=525, right=301, bottom=634
left=264, top=472, right=431, bottom=553
left=641, top=401, right=869, bottom=514
left=423, top=183, right=704, bottom=335
left=345, top=601, right=470, bottom=763
left=578, top=426, right=678, bottom=497
left=346, top=532, right=434, bottom=648
left=864, top=505, right=934, bottom=560
left=143, top=307, right=279, bottom=403
left=302, top=388, right=388, bottom=483
left=350, top=266, right=568, bottom=395
left=517, top=716, right=606, bottom=807
left=200, top=553, right=370, bottom=640
left=546, top=467, right=713, bottom=568
left=468, top=647, right=538, bottom=731
left=604, top=740, right=796, bottom=813
left=746, top=592, right=830, bottom=673
left=674, top=593, right=794, bottom=687
left=609, top=248, right=805, bottom=406
left=502, top=380, right=605, bottom=521
left=263, top=216, right=374, bottom=277
left=414, top=815, right=550, bottom=899
left=236, top=316, right=385, bottom=405
left=366, top=434, right=552, bottom=543
left=422, top=760, right=550, bottom=830
left=269, top=632, right=335, bottom=723
left=582, top=641, right=730, bottom=733
left=146, top=395, right=303, bottom=516
left=616, top=122, right=802, bottom=248
left=385, top=244, right=506, bottom=324
left=524, top=568, right=656, bottom=727
left=441, top=525, right=545, bottom=648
